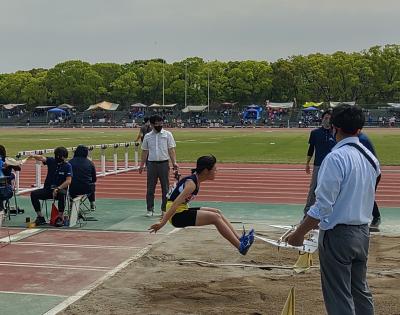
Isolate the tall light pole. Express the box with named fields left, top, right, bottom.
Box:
left=207, top=68, right=210, bottom=112
left=184, top=62, right=188, bottom=107
left=162, top=60, right=165, bottom=106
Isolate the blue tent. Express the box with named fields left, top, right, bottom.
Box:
left=48, top=108, right=66, bottom=114
left=47, top=107, right=66, bottom=123
left=302, top=106, right=318, bottom=111
left=243, top=105, right=263, bottom=120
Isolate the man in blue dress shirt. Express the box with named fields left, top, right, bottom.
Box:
left=287, top=105, right=380, bottom=315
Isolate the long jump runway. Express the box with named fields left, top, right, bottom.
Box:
left=0, top=228, right=163, bottom=315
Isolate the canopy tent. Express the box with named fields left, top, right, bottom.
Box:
left=35, top=106, right=56, bottom=110
left=48, top=108, right=66, bottom=114
left=329, top=101, right=355, bottom=108
left=86, top=101, right=119, bottom=111
left=182, top=105, right=208, bottom=113
left=388, top=103, right=400, bottom=108
left=303, top=102, right=323, bottom=108
left=58, top=103, right=75, bottom=109
left=46, top=107, right=66, bottom=123
left=221, top=102, right=237, bottom=106
left=267, top=102, right=293, bottom=109
left=2, top=103, right=26, bottom=110
left=243, top=105, right=263, bottom=120
left=148, top=103, right=177, bottom=108
left=302, top=106, right=319, bottom=111
left=130, top=103, right=147, bottom=108
left=246, top=104, right=263, bottom=108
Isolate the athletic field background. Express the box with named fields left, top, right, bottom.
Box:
left=1, top=128, right=399, bottom=165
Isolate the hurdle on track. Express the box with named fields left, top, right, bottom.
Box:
left=14, top=142, right=139, bottom=195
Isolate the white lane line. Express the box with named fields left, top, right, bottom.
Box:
left=43, top=228, right=180, bottom=315
left=38, top=229, right=162, bottom=235
left=0, top=291, right=68, bottom=298
left=13, top=242, right=142, bottom=250
left=0, top=228, right=44, bottom=243
left=0, top=261, right=111, bottom=271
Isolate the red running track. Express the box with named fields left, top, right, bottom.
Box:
left=18, top=161, right=400, bottom=207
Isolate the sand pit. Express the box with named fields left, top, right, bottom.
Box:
left=61, top=228, right=400, bottom=315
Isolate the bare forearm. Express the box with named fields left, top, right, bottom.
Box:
left=168, top=148, right=177, bottom=165
left=31, top=155, right=46, bottom=163
left=57, top=178, right=71, bottom=190
left=297, top=215, right=319, bottom=234
left=140, top=150, right=149, bottom=166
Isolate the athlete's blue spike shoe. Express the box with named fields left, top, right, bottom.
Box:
left=239, top=225, right=246, bottom=242
left=238, top=232, right=254, bottom=255
left=247, top=228, right=255, bottom=245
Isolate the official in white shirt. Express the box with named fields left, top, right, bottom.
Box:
left=139, top=115, right=178, bottom=217
left=287, top=105, right=380, bottom=315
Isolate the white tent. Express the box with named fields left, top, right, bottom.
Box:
left=58, top=103, right=75, bottom=109
left=86, top=101, right=119, bottom=111
left=35, top=105, right=56, bottom=110
left=388, top=103, right=400, bottom=108
left=2, top=103, right=26, bottom=110
left=182, top=105, right=208, bottom=113
left=148, top=103, right=177, bottom=108
left=130, top=103, right=147, bottom=108
left=329, top=101, right=356, bottom=108
left=267, top=102, right=293, bottom=109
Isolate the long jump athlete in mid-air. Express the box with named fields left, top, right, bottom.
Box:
left=149, top=155, right=254, bottom=255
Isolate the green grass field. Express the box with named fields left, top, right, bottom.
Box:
left=1, top=128, right=399, bottom=165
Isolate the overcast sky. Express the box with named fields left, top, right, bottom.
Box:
left=0, top=0, right=399, bottom=73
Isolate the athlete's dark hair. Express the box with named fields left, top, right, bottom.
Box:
left=54, top=147, right=69, bottom=159
left=191, top=155, right=217, bottom=174
left=331, top=104, right=364, bottom=135
left=143, top=117, right=150, bottom=123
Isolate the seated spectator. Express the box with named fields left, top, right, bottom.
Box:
left=69, top=145, right=97, bottom=210
left=0, top=145, right=20, bottom=211
left=29, top=147, right=72, bottom=227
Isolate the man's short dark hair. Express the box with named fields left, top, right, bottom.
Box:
left=143, top=117, right=149, bottom=123
left=149, top=115, right=163, bottom=124
left=73, top=145, right=88, bottom=158
left=331, top=105, right=365, bottom=135
left=321, top=109, right=332, bottom=119
left=54, top=147, right=69, bottom=159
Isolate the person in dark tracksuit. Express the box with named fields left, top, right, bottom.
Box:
left=139, top=115, right=178, bottom=217
left=135, top=117, right=152, bottom=143
left=358, top=132, right=381, bottom=231
left=30, top=147, right=72, bottom=227
left=0, top=145, right=20, bottom=212
left=303, top=109, right=336, bottom=215
left=69, top=145, right=97, bottom=210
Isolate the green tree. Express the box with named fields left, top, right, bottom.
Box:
left=46, top=60, right=103, bottom=109
left=110, top=71, right=140, bottom=106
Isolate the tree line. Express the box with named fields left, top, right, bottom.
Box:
left=1, top=44, right=399, bottom=111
